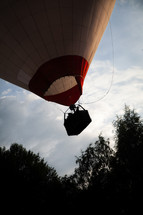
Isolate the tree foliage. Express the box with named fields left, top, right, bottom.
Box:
left=0, top=143, right=62, bottom=214
left=114, top=105, right=143, bottom=164
left=72, top=135, right=115, bottom=190
left=110, top=106, right=143, bottom=214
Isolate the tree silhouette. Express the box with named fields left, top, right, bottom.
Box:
left=65, top=106, right=143, bottom=214
left=67, top=135, right=115, bottom=213
left=73, top=135, right=115, bottom=190
left=1, top=105, right=143, bottom=214
left=110, top=106, right=143, bottom=214
left=0, top=143, right=62, bottom=214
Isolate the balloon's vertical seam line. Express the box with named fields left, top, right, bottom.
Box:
left=70, top=0, right=75, bottom=91
left=0, top=15, right=35, bottom=72
left=58, top=0, right=65, bottom=58
left=43, top=0, right=59, bottom=58
left=7, top=14, right=38, bottom=71
left=11, top=4, right=42, bottom=69
left=0, top=41, right=24, bottom=72
left=77, top=8, right=81, bottom=56
left=79, top=4, right=84, bottom=57
left=87, top=1, right=94, bottom=63
left=25, top=0, right=50, bottom=61
left=92, top=1, right=104, bottom=62
left=87, top=0, right=97, bottom=64
left=95, top=0, right=111, bottom=57
left=0, top=38, right=23, bottom=71
left=42, top=0, right=52, bottom=59
left=0, top=52, right=20, bottom=77
left=91, top=1, right=105, bottom=62
left=11, top=0, right=44, bottom=62
left=24, top=0, right=49, bottom=61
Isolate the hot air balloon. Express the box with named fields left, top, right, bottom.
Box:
left=0, top=0, right=116, bottom=135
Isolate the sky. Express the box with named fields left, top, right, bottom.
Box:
left=0, top=0, right=143, bottom=176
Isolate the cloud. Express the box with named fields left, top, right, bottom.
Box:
left=81, top=61, right=143, bottom=144
left=119, top=0, right=143, bottom=7
left=119, top=0, right=127, bottom=4
left=1, top=89, right=12, bottom=95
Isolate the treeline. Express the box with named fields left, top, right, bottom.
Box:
left=0, top=106, right=143, bottom=214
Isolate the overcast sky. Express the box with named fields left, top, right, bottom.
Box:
left=0, top=0, right=143, bottom=176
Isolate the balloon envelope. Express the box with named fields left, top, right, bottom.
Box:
left=0, top=0, right=116, bottom=106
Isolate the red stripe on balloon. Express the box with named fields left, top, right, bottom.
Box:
left=29, top=55, right=89, bottom=106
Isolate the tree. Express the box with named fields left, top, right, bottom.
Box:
left=67, top=135, right=115, bottom=213
left=72, top=135, right=115, bottom=190
left=0, top=143, right=62, bottom=214
left=66, top=106, right=143, bottom=214
left=114, top=105, right=143, bottom=166
left=109, top=106, right=143, bottom=214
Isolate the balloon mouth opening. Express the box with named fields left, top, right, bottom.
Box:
left=43, top=76, right=78, bottom=97
left=29, top=55, right=89, bottom=106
